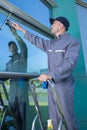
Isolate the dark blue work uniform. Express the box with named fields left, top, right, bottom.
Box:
left=24, top=31, right=80, bottom=130
left=5, top=36, right=29, bottom=130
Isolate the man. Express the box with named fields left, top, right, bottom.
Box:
left=5, top=24, right=29, bottom=130
left=11, top=16, right=80, bottom=130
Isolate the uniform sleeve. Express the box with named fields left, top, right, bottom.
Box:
left=16, top=35, right=28, bottom=58
left=49, top=41, right=80, bottom=83
left=24, top=31, right=51, bottom=52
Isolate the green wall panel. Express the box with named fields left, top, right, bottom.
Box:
left=49, top=0, right=87, bottom=130
left=75, top=77, right=87, bottom=130
left=49, top=0, right=86, bottom=76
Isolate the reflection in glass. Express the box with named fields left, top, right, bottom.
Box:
left=5, top=25, right=28, bottom=73
left=0, top=14, right=48, bottom=74
left=0, top=5, right=49, bottom=129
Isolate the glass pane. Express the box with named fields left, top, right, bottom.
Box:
left=81, top=0, right=87, bottom=3
left=0, top=13, right=48, bottom=74
left=0, top=10, right=49, bottom=130
left=76, top=4, right=87, bottom=74
left=8, top=0, right=50, bottom=27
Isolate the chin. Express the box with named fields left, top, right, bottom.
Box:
left=51, top=31, right=54, bottom=34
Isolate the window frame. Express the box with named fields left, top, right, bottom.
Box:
left=40, top=0, right=57, bottom=8
left=0, top=0, right=52, bottom=77
left=76, top=0, right=87, bottom=8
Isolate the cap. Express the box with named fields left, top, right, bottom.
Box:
left=8, top=41, right=18, bottom=51
left=8, top=41, right=17, bottom=47
left=50, top=16, right=70, bottom=31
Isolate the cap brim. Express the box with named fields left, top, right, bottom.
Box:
left=50, top=18, right=55, bottom=24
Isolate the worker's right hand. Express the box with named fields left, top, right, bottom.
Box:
left=11, top=22, right=26, bottom=34
left=11, top=22, right=21, bottom=30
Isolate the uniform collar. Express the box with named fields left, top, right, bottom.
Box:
left=9, top=52, right=18, bottom=57
left=55, top=33, right=69, bottom=40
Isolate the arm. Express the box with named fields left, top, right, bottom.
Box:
left=8, top=25, right=28, bottom=58
left=11, top=22, right=51, bottom=52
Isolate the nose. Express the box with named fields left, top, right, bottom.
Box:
left=51, top=25, right=53, bottom=29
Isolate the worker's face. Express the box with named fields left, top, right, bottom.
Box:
left=9, top=44, right=18, bottom=54
left=51, top=20, right=64, bottom=34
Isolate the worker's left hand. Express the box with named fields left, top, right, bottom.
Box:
left=38, top=74, right=52, bottom=82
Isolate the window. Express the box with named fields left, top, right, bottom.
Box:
left=0, top=0, right=50, bottom=112
left=76, top=4, right=87, bottom=74
left=0, top=13, right=48, bottom=74
left=0, top=0, right=53, bottom=74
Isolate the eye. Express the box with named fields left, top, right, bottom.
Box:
left=53, top=21, right=56, bottom=25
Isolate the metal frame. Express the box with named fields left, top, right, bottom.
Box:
left=29, top=78, right=68, bottom=130
left=40, top=0, right=57, bottom=8
left=0, top=81, right=17, bottom=130
left=76, top=0, right=87, bottom=8
left=0, top=71, right=38, bottom=79
left=30, top=80, right=45, bottom=130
